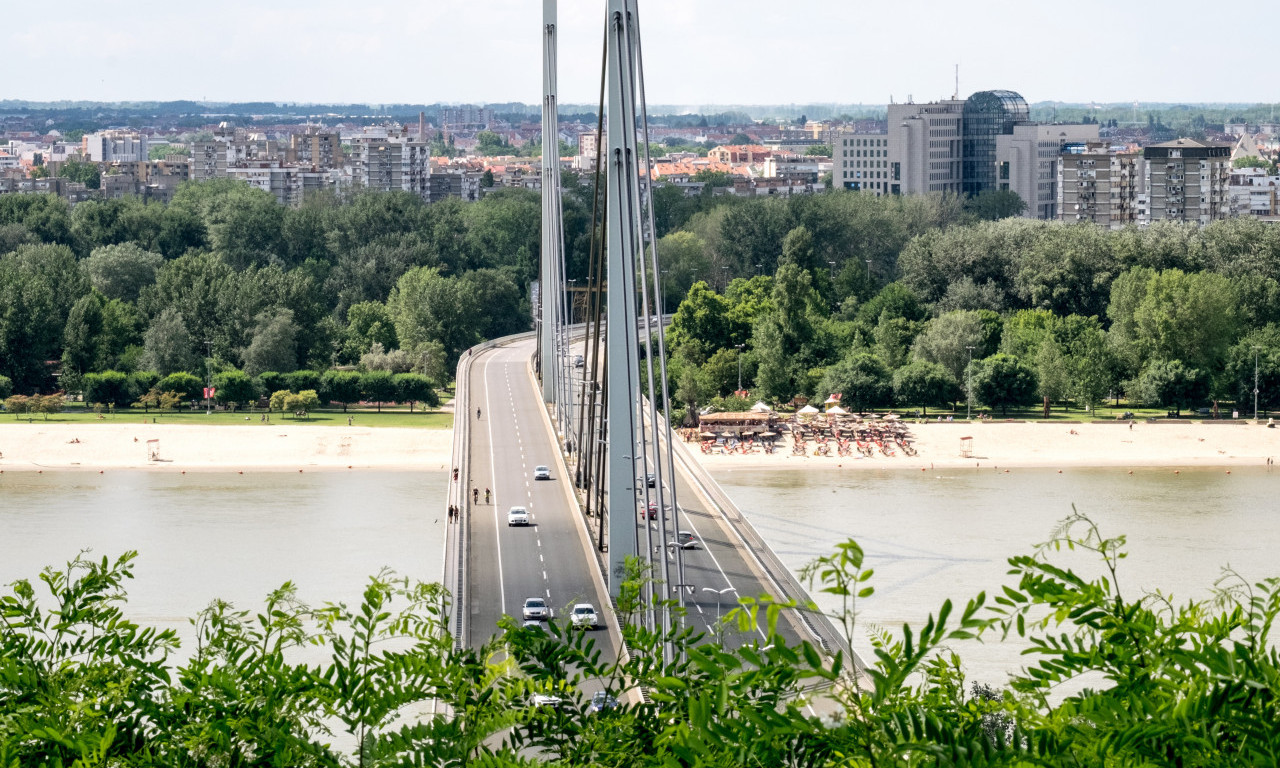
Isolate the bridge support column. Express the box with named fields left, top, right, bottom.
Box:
left=539, top=0, right=560, bottom=404
left=605, top=0, right=642, bottom=596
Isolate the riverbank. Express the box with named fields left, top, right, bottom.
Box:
left=0, top=423, right=454, bottom=471
left=687, top=420, right=1280, bottom=471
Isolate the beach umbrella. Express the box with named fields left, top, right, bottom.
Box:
left=700, top=431, right=716, bottom=438
left=798, top=404, right=819, bottom=414
left=827, top=405, right=848, bottom=414
left=751, top=401, right=772, bottom=413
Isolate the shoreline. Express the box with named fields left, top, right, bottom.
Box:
left=685, top=421, right=1280, bottom=472
left=0, top=423, right=454, bottom=472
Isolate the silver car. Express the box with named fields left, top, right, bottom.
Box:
left=522, top=596, right=549, bottom=621
left=533, top=465, right=551, bottom=480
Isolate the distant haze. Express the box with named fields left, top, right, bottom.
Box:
left=7, top=0, right=1263, bottom=105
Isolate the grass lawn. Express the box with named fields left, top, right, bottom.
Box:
left=4, top=405, right=453, bottom=429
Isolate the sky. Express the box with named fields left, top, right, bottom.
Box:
left=4, top=0, right=1260, bottom=108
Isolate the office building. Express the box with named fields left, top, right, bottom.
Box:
left=878, top=91, right=1096, bottom=217
left=83, top=131, right=149, bottom=163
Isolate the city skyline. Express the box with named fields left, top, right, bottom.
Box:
left=5, top=0, right=1258, bottom=108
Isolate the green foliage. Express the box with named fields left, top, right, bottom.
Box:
left=84, top=243, right=163, bottom=302
left=0, top=374, right=11, bottom=400
left=691, top=169, right=735, bottom=187
left=360, top=369, right=396, bottom=411
left=963, top=189, right=1026, bottom=221
left=392, top=372, right=437, bottom=411
left=82, top=370, right=133, bottom=407
left=321, top=369, right=362, bottom=411
left=892, top=360, right=961, bottom=414
left=283, top=369, right=321, bottom=393
left=818, top=352, right=893, bottom=413
left=212, top=368, right=255, bottom=407
left=156, top=371, right=202, bottom=401
left=1134, top=358, right=1209, bottom=416
left=972, top=352, right=1038, bottom=417
left=59, top=158, right=101, bottom=189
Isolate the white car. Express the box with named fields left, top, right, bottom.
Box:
left=531, top=693, right=564, bottom=707
left=522, top=597, right=549, bottom=621
left=507, top=506, right=530, bottom=526
left=533, top=465, right=551, bottom=480
left=570, top=603, right=598, bottom=630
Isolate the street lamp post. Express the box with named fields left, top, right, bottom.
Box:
left=755, top=263, right=762, bottom=276
left=720, top=266, right=729, bottom=292
left=567, top=278, right=577, bottom=325
left=1254, top=346, right=1262, bottom=421
left=737, top=345, right=747, bottom=394
left=965, top=345, right=975, bottom=421
left=701, top=586, right=738, bottom=624
left=827, top=261, right=836, bottom=280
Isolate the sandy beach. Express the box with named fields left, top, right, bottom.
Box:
left=0, top=423, right=454, bottom=472
left=686, top=420, right=1280, bottom=472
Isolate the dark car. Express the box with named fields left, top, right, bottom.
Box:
left=590, top=691, right=619, bottom=713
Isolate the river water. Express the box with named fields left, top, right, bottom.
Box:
left=711, top=465, right=1279, bottom=688
left=1, top=466, right=1274, bottom=689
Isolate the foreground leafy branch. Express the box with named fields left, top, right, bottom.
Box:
left=4, top=514, right=1280, bottom=766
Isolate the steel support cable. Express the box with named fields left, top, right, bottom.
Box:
left=578, top=21, right=609, bottom=530
left=627, top=0, right=687, bottom=618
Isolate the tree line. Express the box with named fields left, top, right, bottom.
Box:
left=4, top=513, right=1279, bottom=765
left=0, top=179, right=553, bottom=404
left=654, top=196, right=1280, bottom=419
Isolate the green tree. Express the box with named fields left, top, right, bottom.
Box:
left=60, top=158, right=101, bottom=189
left=817, top=352, right=892, bottom=413
left=1224, top=325, right=1280, bottom=414
left=321, top=370, right=363, bottom=412
left=84, top=243, right=164, bottom=302
left=1034, top=338, right=1071, bottom=408
left=388, top=267, right=482, bottom=369
left=910, top=311, right=989, bottom=383
left=83, top=370, right=134, bottom=407
left=342, top=301, right=399, bottom=363
left=0, top=244, right=90, bottom=391
left=892, top=360, right=961, bottom=415
left=62, top=292, right=107, bottom=377
left=963, top=189, right=1026, bottom=220
left=212, top=369, right=256, bottom=409
left=157, top=371, right=202, bottom=402
left=283, top=370, right=321, bottom=393
left=1135, top=359, right=1209, bottom=416
left=360, top=370, right=396, bottom=412
left=242, top=309, right=299, bottom=376
left=0, top=374, right=11, bottom=399
left=142, top=308, right=198, bottom=376
left=392, top=372, right=438, bottom=412
left=1132, top=268, right=1240, bottom=373
left=972, top=353, right=1037, bottom=416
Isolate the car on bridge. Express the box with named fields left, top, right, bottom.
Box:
left=533, top=465, right=551, bottom=480
left=507, top=506, right=530, bottom=526
left=570, top=603, right=598, bottom=630
left=522, top=596, right=550, bottom=621
left=669, top=531, right=698, bottom=550
left=573, top=354, right=584, bottom=368
left=590, top=691, right=619, bottom=713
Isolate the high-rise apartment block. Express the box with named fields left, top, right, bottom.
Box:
left=348, top=137, right=431, bottom=197
left=1143, top=139, right=1231, bottom=225
left=288, top=128, right=342, bottom=170
left=841, top=91, right=1097, bottom=219
left=439, top=105, right=495, bottom=130
left=1058, top=138, right=1231, bottom=227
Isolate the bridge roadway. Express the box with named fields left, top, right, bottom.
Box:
left=451, top=334, right=848, bottom=666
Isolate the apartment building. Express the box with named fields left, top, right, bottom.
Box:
left=288, top=129, right=342, bottom=169
left=348, top=137, right=431, bottom=198
left=1143, top=139, right=1231, bottom=225
left=1229, top=166, right=1280, bottom=219
left=439, top=105, right=495, bottom=130
left=1058, top=142, right=1142, bottom=228
left=885, top=97, right=966, bottom=196
left=833, top=127, right=890, bottom=193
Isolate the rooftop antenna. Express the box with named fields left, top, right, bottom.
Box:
left=954, top=64, right=959, bottom=100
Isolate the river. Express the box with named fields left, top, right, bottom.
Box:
left=2, top=466, right=1275, bottom=689
left=711, top=465, right=1279, bottom=687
